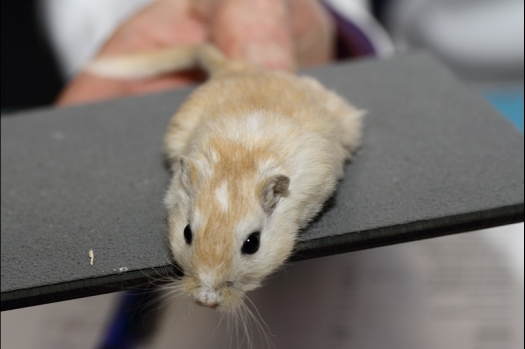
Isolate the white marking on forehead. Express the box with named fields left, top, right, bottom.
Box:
left=192, top=209, right=203, bottom=229
left=214, top=182, right=229, bottom=211
left=223, top=111, right=265, bottom=142
left=209, top=149, right=219, bottom=163
left=246, top=111, right=263, bottom=132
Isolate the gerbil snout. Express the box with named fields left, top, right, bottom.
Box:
left=195, top=286, right=221, bottom=309
left=182, top=273, right=243, bottom=311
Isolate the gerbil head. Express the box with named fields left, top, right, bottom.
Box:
left=165, top=153, right=294, bottom=312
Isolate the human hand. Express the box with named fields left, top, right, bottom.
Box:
left=57, top=0, right=335, bottom=106
left=195, top=0, right=334, bottom=70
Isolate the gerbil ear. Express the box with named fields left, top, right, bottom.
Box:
left=260, top=175, right=290, bottom=214
left=179, top=156, right=196, bottom=190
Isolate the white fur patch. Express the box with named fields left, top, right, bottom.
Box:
left=199, top=269, right=217, bottom=288
left=214, top=182, right=229, bottom=211
left=193, top=209, right=203, bottom=230
left=196, top=269, right=221, bottom=306
left=223, top=111, right=265, bottom=143
left=209, top=149, right=219, bottom=163
left=245, top=111, right=263, bottom=133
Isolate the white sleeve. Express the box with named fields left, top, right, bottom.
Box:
left=39, top=0, right=154, bottom=79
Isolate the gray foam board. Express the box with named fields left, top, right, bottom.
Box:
left=1, top=53, right=524, bottom=311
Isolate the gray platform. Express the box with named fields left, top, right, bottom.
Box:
left=2, top=53, right=523, bottom=311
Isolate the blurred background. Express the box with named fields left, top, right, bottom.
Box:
left=1, top=1, right=523, bottom=348
left=2, top=0, right=524, bottom=132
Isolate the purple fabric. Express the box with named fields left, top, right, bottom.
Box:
left=323, top=2, right=377, bottom=59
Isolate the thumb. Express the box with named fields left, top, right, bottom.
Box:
left=206, top=0, right=295, bottom=71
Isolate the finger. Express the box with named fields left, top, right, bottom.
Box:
left=56, top=72, right=200, bottom=106
left=97, top=1, right=207, bottom=57
left=288, top=0, right=335, bottom=66
left=209, top=0, right=295, bottom=71
left=56, top=74, right=128, bottom=106
left=58, top=0, right=208, bottom=106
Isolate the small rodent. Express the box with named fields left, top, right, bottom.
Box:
left=88, top=45, right=363, bottom=312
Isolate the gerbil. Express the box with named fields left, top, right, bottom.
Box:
left=88, top=45, right=363, bottom=312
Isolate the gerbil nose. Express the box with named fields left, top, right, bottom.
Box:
left=196, top=299, right=219, bottom=309
left=195, top=285, right=221, bottom=309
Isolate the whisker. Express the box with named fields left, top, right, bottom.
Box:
left=245, top=295, right=274, bottom=337
left=244, top=296, right=275, bottom=349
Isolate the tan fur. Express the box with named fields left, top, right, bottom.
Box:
left=89, top=45, right=363, bottom=312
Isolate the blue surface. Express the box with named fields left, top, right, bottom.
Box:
left=482, top=89, right=524, bottom=133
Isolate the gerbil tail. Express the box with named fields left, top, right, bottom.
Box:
left=85, top=45, right=200, bottom=79
left=194, top=44, right=231, bottom=76
left=84, top=44, right=249, bottom=80
left=195, top=44, right=258, bottom=77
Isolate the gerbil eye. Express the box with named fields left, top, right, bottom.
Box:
left=184, top=225, right=193, bottom=245
left=241, top=232, right=260, bottom=255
